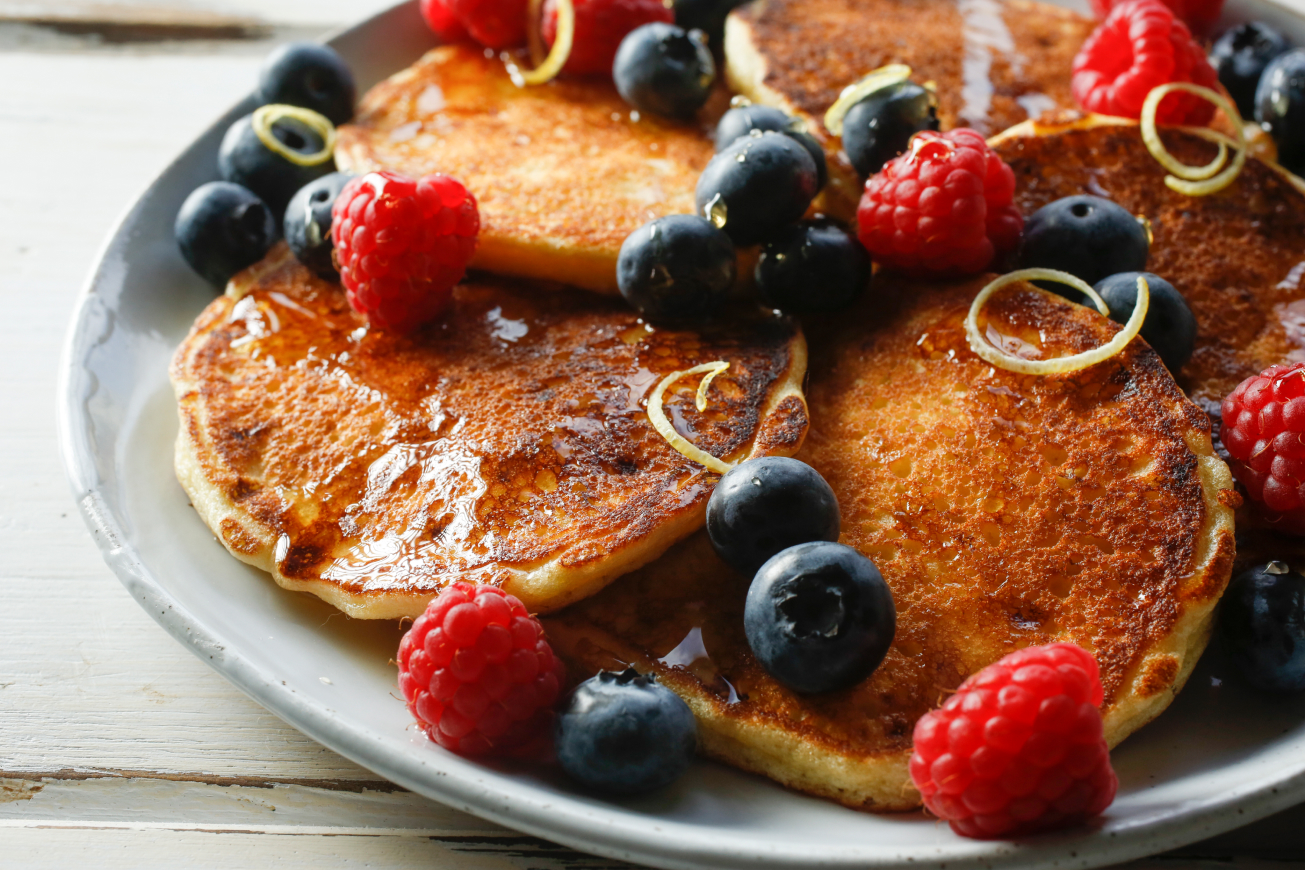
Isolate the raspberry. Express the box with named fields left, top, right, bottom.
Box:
left=1088, top=0, right=1224, bottom=38
left=542, top=0, right=675, bottom=76
left=909, top=643, right=1118, bottom=839
left=855, top=129, right=1023, bottom=277
left=420, top=0, right=471, bottom=44
left=330, top=171, right=479, bottom=332
left=446, top=0, right=528, bottom=48
left=1071, top=0, right=1219, bottom=126
left=397, top=582, right=565, bottom=758
left=1221, top=363, right=1305, bottom=532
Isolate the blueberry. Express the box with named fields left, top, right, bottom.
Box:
left=673, top=0, right=748, bottom=47
left=555, top=668, right=696, bottom=794
left=284, top=171, right=354, bottom=279
left=257, top=41, right=357, bottom=125
left=714, top=106, right=827, bottom=191
left=714, top=104, right=791, bottom=150
left=613, top=23, right=716, bottom=120
left=1017, top=195, right=1149, bottom=292
left=617, top=215, right=735, bottom=322
left=1092, top=272, right=1197, bottom=372
left=1256, top=49, right=1305, bottom=174
left=695, top=131, right=819, bottom=246
left=1223, top=561, right=1305, bottom=693
left=755, top=221, right=869, bottom=314
left=745, top=542, right=895, bottom=694
left=707, top=457, right=840, bottom=577
left=841, top=80, right=940, bottom=177
left=218, top=108, right=338, bottom=216
left=175, top=182, right=279, bottom=287
left=1211, top=22, right=1291, bottom=120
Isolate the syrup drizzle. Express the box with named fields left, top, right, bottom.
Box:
left=659, top=625, right=741, bottom=704
left=956, top=0, right=1020, bottom=133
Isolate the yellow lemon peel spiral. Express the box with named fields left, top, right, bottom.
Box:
left=512, top=0, right=574, bottom=86
left=1140, top=83, right=1247, bottom=196
left=823, top=64, right=913, bottom=137
left=965, top=269, right=1149, bottom=375
left=648, top=361, right=734, bottom=474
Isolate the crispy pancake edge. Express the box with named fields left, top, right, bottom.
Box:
left=546, top=285, right=1236, bottom=812
left=171, top=252, right=810, bottom=620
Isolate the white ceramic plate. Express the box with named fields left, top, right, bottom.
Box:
left=58, top=1, right=1305, bottom=867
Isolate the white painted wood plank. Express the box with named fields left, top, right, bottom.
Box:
left=0, top=0, right=400, bottom=28
left=0, top=827, right=629, bottom=870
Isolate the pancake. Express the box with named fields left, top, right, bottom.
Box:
left=170, top=246, right=808, bottom=619
left=724, top=0, right=1094, bottom=219
left=991, top=116, right=1305, bottom=560
left=334, top=44, right=719, bottom=295
left=544, top=275, right=1236, bottom=811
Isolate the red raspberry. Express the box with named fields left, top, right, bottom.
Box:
left=1072, top=0, right=1219, bottom=126
left=542, top=0, right=674, bottom=76
left=330, top=171, right=479, bottom=332
left=397, top=582, right=565, bottom=758
left=856, top=129, right=1023, bottom=277
left=1221, top=363, right=1305, bottom=532
left=446, top=0, right=528, bottom=48
left=1088, top=0, right=1224, bottom=38
left=420, top=0, right=471, bottom=43
left=909, top=643, right=1118, bottom=839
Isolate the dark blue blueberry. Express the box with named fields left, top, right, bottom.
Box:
left=755, top=220, right=869, bottom=314
left=714, top=104, right=791, bottom=150
left=257, top=41, right=357, bottom=125
left=707, top=457, right=840, bottom=577
left=613, top=23, right=716, bottom=121
left=175, top=181, right=279, bottom=287
left=1256, top=49, right=1305, bottom=174
left=555, top=668, right=696, bottom=795
left=1223, top=561, right=1305, bottom=693
left=694, top=131, right=818, bottom=246
left=1017, top=195, right=1149, bottom=292
left=218, top=109, right=337, bottom=216
left=673, top=0, right=748, bottom=48
left=616, top=215, right=734, bottom=322
left=284, top=171, right=354, bottom=280
left=840, top=80, right=939, bottom=177
left=745, top=542, right=895, bottom=694
left=714, top=106, right=826, bottom=191
left=1211, top=22, right=1291, bottom=120
left=1092, top=272, right=1196, bottom=372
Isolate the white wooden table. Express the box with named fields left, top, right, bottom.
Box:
left=3, top=2, right=1304, bottom=867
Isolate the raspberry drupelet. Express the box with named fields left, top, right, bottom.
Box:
left=446, top=0, right=529, bottom=49
left=420, top=0, right=471, bottom=43
left=909, top=643, right=1118, bottom=839
left=1221, top=362, right=1305, bottom=533
left=856, top=129, right=1023, bottom=278
left=543, top=0, right=675, bottom=76
left=1072, top=0, right=1220, bottom=126
left=397, top=582, right=565, bottom=758
left=331, top=170, right=479, bottom=332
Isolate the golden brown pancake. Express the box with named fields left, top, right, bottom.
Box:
left=724, top=0, right=1094, bottom=218
left=171, top=246, right=808, bottom=619
left=545, top=275, right=1235, bottom=811
left=991, top=116, right=1305, bottom=408
left=335, top=44, right=719, bottom=295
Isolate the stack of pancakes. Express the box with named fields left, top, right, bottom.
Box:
left=171, top=0, right=1305, bottom=811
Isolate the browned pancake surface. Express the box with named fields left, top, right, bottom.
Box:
left=171, top=247, right=807, bottom=617
left=730, top=0, right=1091, bottom=135
left=335, top=44, right=718, bottom=293
left=547, top=277, right=1234, bottom=810
left=995, top=121, right=1305, bottom=409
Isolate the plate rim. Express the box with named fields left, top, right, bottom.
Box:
left=55, top=1, right=1305, bottom=867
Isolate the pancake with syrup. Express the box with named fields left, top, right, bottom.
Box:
left=334, top=44, right=720, bottom=295
left=723, top=0, right=1095, bottom=219
left=170, top=246, right=808, bottom=619
left=544, top=275, right=1235, bottom=811
left=989, top=114, right=1305, bottom=559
